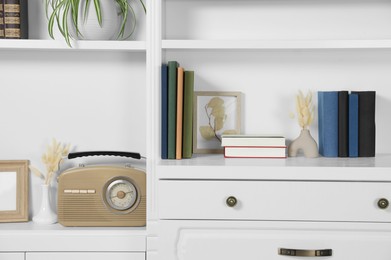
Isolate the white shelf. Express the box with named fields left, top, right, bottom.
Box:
left=162, top=39, right=391, bottom=50
left=0, top=39, right=146, bottom=51
left=157, top=154, right=391, bottom=181
left=0, top=222, right=146, bottom=252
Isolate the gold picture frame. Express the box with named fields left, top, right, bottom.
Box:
left=0, top=160, right=29, bottom=222
left=193, top=91, right=241, bottom=154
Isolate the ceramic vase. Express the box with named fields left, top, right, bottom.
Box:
left=288, top=129, right=319, bottom=158
left=76, top=0, right=121, bottom=40
left=33, top=184, right=57, bottom=224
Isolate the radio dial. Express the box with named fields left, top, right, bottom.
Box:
left=105, top=179, right=138, bottom=211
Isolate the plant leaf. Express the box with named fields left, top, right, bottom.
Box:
left=93, top=0, right=102, bottom=26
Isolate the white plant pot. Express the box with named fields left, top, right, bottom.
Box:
left=76, top=0, right=121, bottom=40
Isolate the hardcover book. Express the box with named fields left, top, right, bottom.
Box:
left=221, top=135, right=285, bottom=147
left=224, top=146, right=287, bottom=158
left=161, top=64, right=168, bottom=159
left=348, top=93, right=359, bottom=157
left=318, top=91, right=339, bottom=157
left=3, top=0, right=28, bottom=39
left=338, top=91, right=349, bottom=157
left=352, top=91, right=376, bottom=157
left=182, top=71, right=194, bottom=159
left=176, top=67, right=184, bottom=159
left=167, top=61, right=179, bottom=159
left=0, top=3, right=4, bottom=38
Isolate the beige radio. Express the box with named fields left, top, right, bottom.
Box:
left=58, top=151, right=146, bottom=227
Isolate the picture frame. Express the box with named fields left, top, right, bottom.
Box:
left=0, top=160, right=29, bottom=222
left=193, top=91, right=241, bottom=154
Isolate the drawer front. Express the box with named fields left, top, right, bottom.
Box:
left=26, top=252, right=144, bottom=260
left=159, top=180, right=391, bottom=222
left=159, top=220, right=391, bottom=260
left=0, top=253, right=24, bottom=260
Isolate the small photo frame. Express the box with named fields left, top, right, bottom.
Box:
left=193, top=91, right=241, bottom=154
left=0, top=161, right=29, bottom=222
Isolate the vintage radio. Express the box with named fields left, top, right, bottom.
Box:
left=57, top=151, right=146, bottom=227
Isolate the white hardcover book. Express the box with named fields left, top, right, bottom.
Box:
left=224, top=146, right=287, bottom=158
left=221, top=135, right=285, bottom=147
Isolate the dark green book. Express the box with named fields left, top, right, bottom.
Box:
left=182, top=71, right=194, bottom=159
left=167, top=61, right=179, bottom=159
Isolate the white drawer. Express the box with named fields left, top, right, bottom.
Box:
left=159, top=220, right=391, bottom=260
left=0, top=253, right=24, bottom=260
left=26, top=252, right=144, bottom=260
left=159, top=180, right=391, bottom=222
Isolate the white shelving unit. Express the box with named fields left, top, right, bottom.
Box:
left=3, top=0, right=391, bottom=259
left=153, top=0, right=391, bottom=259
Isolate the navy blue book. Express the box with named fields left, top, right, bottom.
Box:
left=161, top=64, right=168, bottom=159
left=318, top=91, right=339, bottom=157
left=352, top=91, right=376, bottom=157
left=348, top=93, right=359, bottom=157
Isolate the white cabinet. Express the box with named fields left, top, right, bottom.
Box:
left=26, top=252, right=144, bottom=260
left=0, top=254, right=24, bottom=260
left=152, top=0, right=391, bottom=259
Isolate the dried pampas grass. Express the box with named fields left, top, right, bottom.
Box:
left=295, top=90, right=314, bottom=129
left=29, top=138, right=71, bottom=185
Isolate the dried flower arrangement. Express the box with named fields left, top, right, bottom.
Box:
left=29, top=139, right=71, bottom=185
left=295, top=90, right=315, bottom=129
left=288, top=90, right=318, bottom=158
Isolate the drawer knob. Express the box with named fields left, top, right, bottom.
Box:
left=226, top=196, right=237, bottom=207
left=378, top=198, right=389, bottom=209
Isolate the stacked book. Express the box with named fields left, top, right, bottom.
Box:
left=221, top=135, right=287, bottom=158
left=161, top=61, right=195, bottom=160
left=318, top=91, right=376, bottom=157
left=0, top=0, right=28, bottom=39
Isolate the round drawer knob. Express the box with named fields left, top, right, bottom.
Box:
left=378, top=198, right=389, bottom=209
left=226, top=196, right=237, bottom=207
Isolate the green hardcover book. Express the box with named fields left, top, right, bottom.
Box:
left=167, top=61, right=179, bottom=159
left=182, top=71, right=194, bottom=159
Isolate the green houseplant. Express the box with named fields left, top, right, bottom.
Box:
left=45, top=0, right=146, bottom=46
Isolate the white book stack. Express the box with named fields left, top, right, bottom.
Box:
left=221, top=135, right=287, bottom=158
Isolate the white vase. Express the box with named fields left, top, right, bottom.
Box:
left=288, top=129, right=319, bottom=158
left=76, top=0, right=121, bottom=40
left=33, top=184, right=57, bottom=224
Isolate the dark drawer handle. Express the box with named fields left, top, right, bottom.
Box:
left=278, top=248, right=332, bottom=257
left=226, top=196, right=237, bottom=207
left=378, top=198, right=389, bottom=209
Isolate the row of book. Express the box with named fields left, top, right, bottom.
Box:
left=161, top=61, right=195, bottom=159
left=221, top=135, right=287, bottom=158
left=318, top=91, right=376, bottom=157
left=0, top=0, right=28, bottom=39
